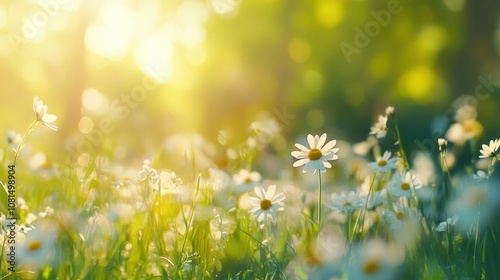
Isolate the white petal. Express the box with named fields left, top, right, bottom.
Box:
left=307, top=134, right=315, bottom=149
left=42, top=113, right=57, bottom=123
left=321, top=140, right=337, bottom=153
left=291, top=151, right=306, bottom=159
left=266, top=185, right=276, bottom=199
left=294, top=143, right=310, bottom=152
left=293, top=158, right=308, bottom=167
left=317, top=133, right=327, bottom=149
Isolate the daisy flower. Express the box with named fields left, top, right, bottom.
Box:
left=17, top=221, right=59, bottom=270
left=6, top=129, right=22, bottom=147
left=248, top=185, right=285, bottom=223
left=152, top=170, right=182, bottom=193
left=232, top=169, right=261, bottom=195
left=387, top=172, right=420, bottom=198
left=449, top=181, right=500, bottom=233
left=434, top=215, right=459, bottom=232
left=369, top=115, right=388, bottom=138
left=291, top=133, right=339, bottom=174
left=472, top=170, right=489, bottom=181
left=348, top=239, right=404, bottom=280
left=365, top=189, right=387, bottom=210
left=33, top=96, right=58, bottom=131
left=330, top=191, right=363, bottom=212
left=438, top=138, right=448, bottom=153
left=479, top=139, right=500, bottom=158
left=368, top=151, right=398, bottom=173
left=385, top=106, right=395, bottom=117
left=138, top=160, right=159, bottom=184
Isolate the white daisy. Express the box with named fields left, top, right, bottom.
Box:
left=449, top=181, right=500, bottom=233
left=472, top=170, right=489, bottom=182
left=438, top=138, right=448, bottom=153
left=434, top=215, right=459, bottom=232
left=291, top=133, right=339, bottom=174
left=348, top=239, right=403, bottom=280
left=330, top=191, right=363, bottom=212
left=137, top=160, right=159, bottom=185
left=152, top=170, right=182, bottom=193
left=248, top=185, right=285, bottom=223
left=370, top=115, right=388, bottom=138
left=6, top=129, right=22, bottom=149
left=367, top=151, right=398, bottom=173
left=33, top=96, right=58, bottom=131
left=385, top=106, right=395, bottom=117
left=17, top=221, right=59, bottom=270
left=387, top=172, right=420, bottom=198
left=479, top=139, right=500, bottom=158
left=365, top=189, right=387, bottom=210
left=232, top=169, right=261, bottom=195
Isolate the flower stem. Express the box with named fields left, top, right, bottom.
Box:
left=13, top=120, right=38, bottom=166
left=393, top=116, right=410, bottom=170
left=318, top=171, right=322, bottom=228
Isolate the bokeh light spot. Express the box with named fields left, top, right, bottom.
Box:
left=82, top=88, right=107, bottom=113
left=316, top=0, right=344, bottom=28
left=399, top=65, right=436, bottom=101
left=78, top=117, right=94, bottom=134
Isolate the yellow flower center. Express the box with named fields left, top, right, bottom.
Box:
left=343, top=201, right=352, bottom=207
left=396, top=212, right=405, bottom=220
left=244, top=177, right=252, bottom=183
left=260, top=199, right=273, bottom=210
left=28, top=240, right=42, bottom=251
left=363, top=259, right=380, bottom=275
left=308, top=148, right=323, bottom=161
left=377, top=160, right=387, bottom=167
left=401, top=182, right=410, bottom=190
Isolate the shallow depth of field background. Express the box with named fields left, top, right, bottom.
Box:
left=1, top=0, right=499, bottom=158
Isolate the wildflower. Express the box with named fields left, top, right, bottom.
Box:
left=232, top=169, right=261, bottom=195
left=370, top=115, right=388, bottom=138
left=385, top=106, right=395, bottom=117
left=33, top=96, right=58, bottom=131
left=6, top=129, right=22, bottom=150
left=384, top=202, right=420, bottom=231
left=291, top=133, right=339, bottom=174
left=368, top=151, right=398, bottom=173
left=17, top=221, right=59, bottom=270
left=365, top=189, right=387, bottom=210
left=479, top=139, right=500, bottom=158
left=137, top=160, right=159, bottom=185
left=348, top=239, right=403, bottom=280
left=438, top=138, right=448, bottom=153
left=449, top=180, right=500, bottom=233
left=330, top=191, right=363, bottom=212
left=388, top=172, right=420, bottom=198
left=152, top=170, right=182, bottom=193
left=434, top=215, right=459, bottom=232
left=248, top=185, right=285, bottom=223
left=472, top=170, right=489, bottom=181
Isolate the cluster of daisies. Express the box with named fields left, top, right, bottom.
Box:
left=2, top=97, right=500, bottom=279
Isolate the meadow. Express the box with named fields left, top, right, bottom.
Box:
left=1, top=96, right=499, bottom=280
